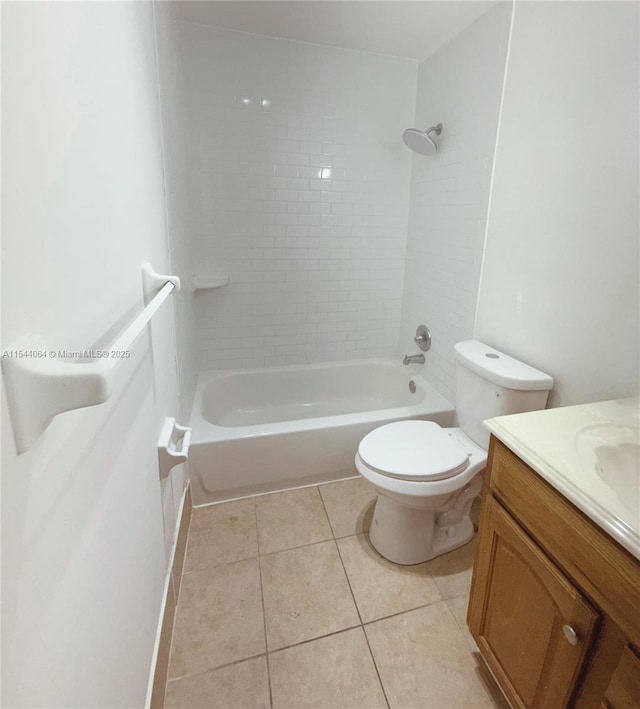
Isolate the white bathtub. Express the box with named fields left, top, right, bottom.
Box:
left=188, top=358, right=454, bottom=505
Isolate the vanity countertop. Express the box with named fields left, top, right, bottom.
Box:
left=485, top=397, right=640, bottom=561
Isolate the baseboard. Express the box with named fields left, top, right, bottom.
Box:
left=145, top=483, right=193, bottom=709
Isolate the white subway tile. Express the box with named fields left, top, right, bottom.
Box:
left=182, top=24, right=416, bottom=371
left=398, top=4, right=510, bottom=404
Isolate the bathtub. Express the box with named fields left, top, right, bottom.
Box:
left=188, top=358, right=454, bottom=505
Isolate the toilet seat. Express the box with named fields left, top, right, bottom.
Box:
left=358, top=421, right=469, bottom=482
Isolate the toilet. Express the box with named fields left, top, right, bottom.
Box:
left=355, top=340, right=553, bottom=565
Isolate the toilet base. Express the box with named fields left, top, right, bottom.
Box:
left=369, top=493, right=475, bottom=565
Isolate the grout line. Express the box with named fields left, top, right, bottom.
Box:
left=254, top=497, right=265, bottom=558
left=317, top=484, right=339, bottom=539
left=316, top=488, right=366, bottom=627
left=181, top=552, right=260, bottom=577
left=361, top=624, right=391, bottom=709
left=362, top=597, right=452, bottom=627
left=263, top=596, right=465, bottom=657
left=332, top=537, right=364, bottom=627
left=255, top=502, right=274, bottom=709
left=266, top=623, right=363, bottom=656
left=166, top=652, right=268, bottom=685
left=326, top=497, right=391, bottom=709
left=332, top=529, right=369, bottom=541
left=259, top=534, right=336, bottom=559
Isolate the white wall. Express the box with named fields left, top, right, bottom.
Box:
left=475, top=0, right=639, bottom=407
left=182, top=25, right=416, bottom=370
left=153, top=1, right=196, bottom=547
left=399, top=2, right=512, bottom=404
left=2, top=2, right=182, bottom=705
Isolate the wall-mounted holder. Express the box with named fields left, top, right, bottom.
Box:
left=2, top=263, right=181, bottom=453
left=142, top=263, right=181, bottom=304
left=157, top=417, right=192, bottom=479
left=191, top=273, right=229, bottom=292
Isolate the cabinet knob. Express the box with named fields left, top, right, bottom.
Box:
left=562, top=624, right=579, bottom=646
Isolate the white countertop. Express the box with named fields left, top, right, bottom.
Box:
left=485, top=397, right=640, bottom=561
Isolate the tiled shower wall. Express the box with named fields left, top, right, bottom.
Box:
left=399, top=2, right=512, bottom=404
left=155, top=3, right=197, bottom=414
left=181, top=25, right=417, bottom=370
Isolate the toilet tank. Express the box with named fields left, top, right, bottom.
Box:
left=454, top=341, right=553, bottom=450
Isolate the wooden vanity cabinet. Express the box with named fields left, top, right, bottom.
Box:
left=602, top=645, right=640, bottom=708
left=469, top=494, right=599, bottom=707
left=467, top=437, right=640, bottom=709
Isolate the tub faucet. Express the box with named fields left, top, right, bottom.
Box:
left=403, top=353, right=425, bottom=365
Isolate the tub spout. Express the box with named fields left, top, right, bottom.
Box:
left=403, top=353, right=425, bottom=365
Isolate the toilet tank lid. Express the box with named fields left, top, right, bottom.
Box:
left=454, top=341, right=554, bottom=391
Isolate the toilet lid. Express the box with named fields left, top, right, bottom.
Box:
left=358, top=421, right=469, bottom=481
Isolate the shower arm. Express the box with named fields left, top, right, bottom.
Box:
left=426, top=124, right=443, bottom=136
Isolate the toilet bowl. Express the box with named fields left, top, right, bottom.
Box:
left=355, top=421, right=486, bottom=565
left=354, top=340, right=554, bottom=566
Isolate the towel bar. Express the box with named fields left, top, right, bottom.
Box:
left=2, top=263, right=180, bottom=453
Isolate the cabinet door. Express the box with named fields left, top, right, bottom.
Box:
left=468, top=495, right=600, bottom=708
left=602, top=645, right=640, bottom=708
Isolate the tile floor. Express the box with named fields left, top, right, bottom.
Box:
left=164, top=478, right=506, bottom=709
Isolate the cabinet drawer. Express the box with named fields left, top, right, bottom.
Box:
left=488, top=438, right=640, bottom=642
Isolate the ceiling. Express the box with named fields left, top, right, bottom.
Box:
left=176, top=1, right=500, bottom=62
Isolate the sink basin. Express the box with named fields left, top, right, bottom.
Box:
left=486, top=397, right=640, bottom=558
left=576, top=424, right=640, bottom=518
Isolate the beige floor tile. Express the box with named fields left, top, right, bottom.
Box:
left=184, top=498, right=258, bottom=573
left=260, top=540, right=360, bottom=650
left=165, top=656, right=270, bottom=709
left=270, top=628, right=387, bottom=709
left=445, top=594, right=479, bottom=651
left=366, top=602, right=500, bottom=709
left=255, top=487, right=333, bottom=554
left=168, top=559, right=265, bottom=679
left=426, top=535, right=477, bottom=599
left=337, top=533, right=442, bottom=622
left=438, top=600, right=513, bottom=709
left=318, top=477, right=377, bottom=538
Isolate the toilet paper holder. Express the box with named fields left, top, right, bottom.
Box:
left=158, top=417, right=192, bottom=479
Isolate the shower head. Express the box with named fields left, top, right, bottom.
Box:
left=402, top=123, right=443, bottom=156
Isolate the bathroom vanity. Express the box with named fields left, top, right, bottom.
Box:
left=467, top=398, right=640, bottom=708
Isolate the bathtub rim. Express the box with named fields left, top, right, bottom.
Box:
left=189, top=357, right=454, bottom=443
